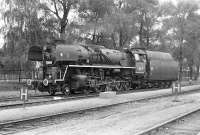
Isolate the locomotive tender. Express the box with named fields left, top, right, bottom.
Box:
left=28, top=42, right=178, bottom=95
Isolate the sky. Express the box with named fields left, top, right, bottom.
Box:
left=0, top=0, right=5, bottom=48
left=159, top=0, right=177, bottom=5
left=0, top=0, right=198, bottom=48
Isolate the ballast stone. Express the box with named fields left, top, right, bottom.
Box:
left=99, top=91, right=116, bottom=98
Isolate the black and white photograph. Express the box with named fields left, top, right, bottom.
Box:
left=0, top=0, right=200, bottom=134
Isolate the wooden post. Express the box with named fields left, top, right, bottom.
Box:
left=20, top=87, right=28, bottom=108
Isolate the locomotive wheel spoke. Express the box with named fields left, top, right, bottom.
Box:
left=121, top=82, right=125, bottom=91
left=115, top=82, right=122, bottom=91
left=123, top=82, right=131, bottom=91
left=124, top=83, right=128, bottom=91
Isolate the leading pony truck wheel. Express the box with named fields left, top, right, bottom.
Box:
left=48, top=86, right=56, bottom=96
left=62, top=84, right=70, bottom=96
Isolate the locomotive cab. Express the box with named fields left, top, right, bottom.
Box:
left=131, top=49, right=147, bottom=78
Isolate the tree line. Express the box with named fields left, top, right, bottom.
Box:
left=0, top=0, right=200, bottom=79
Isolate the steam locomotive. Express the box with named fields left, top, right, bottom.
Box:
left=27, top=42, right=178, bottom=95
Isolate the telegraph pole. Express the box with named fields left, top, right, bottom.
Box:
left=173, top=34, right=183, bottom=101
left=178, top=15, right=186, bottom=93
left=178, top=34, right=183, bottom=95
left=179, top=31, right=183, bottom=85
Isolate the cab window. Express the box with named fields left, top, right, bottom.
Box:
left=134, top=54, right=146, bottom=62
left=134, top=54, right=140, bottom=61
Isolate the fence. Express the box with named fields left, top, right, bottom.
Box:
left=182, top=69, right=190, bottom=81
left=0, top=70, right=34, bottom=82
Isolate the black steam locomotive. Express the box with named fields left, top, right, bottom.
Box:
left=28, top=42, right=178, bottom=95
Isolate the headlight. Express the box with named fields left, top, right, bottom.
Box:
left=43, top=79, right=48, bottom=86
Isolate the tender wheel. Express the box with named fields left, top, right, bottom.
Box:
left=62, top=85, right=70, bottom=96
left=48, top=86, right=56, bottom=96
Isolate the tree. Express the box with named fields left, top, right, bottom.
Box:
left=126, top=0, right=159, bottom=49
left=78, top=0, right=113, bottom=45
left=104, top=7, right=137, bottom=49
left=160, top=0, right=200, bottom=80
left=78, top=0, right=138, bottom=49
left=2, top=0, right=55, bottom=71
left=40, top=0, right=78, bottom=39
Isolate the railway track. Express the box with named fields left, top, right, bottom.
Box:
left=0, top=85, right=199, bottom=110
left=135, top=106, right=200, bottom=135
left=0, top=94, right=98, bottom=109
left=0, top=94, right=51, bottom=102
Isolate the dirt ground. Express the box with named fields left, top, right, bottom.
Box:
left=13, top=91, right=200, bottom=135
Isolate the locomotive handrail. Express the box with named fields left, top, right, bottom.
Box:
left=68, top=65, right=136, bottom=69
left=54, top=66, right=68, bottom=82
